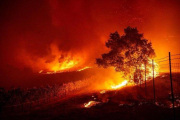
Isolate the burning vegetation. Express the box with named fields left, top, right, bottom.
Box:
left=80, top=27, right=160, bottom=109
left=1, top=0, right=180, bottom=119
left=30, top=43, right=88, bottom=73
left=39, top=27, right=159, bottom=92
left=84, top=101, right=101, bottom=108
left=96, top=27, right=158, bottom=89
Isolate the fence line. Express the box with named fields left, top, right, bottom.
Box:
left=1, top=53, right=180, bottom=118
left=153, top=52, right=180, bottom=119
left=1, top=76, right=94, bottom=114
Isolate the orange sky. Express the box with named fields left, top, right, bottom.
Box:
left=0, top=0, right=180, bottom=72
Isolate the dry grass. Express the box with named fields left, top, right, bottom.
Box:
left=1, top=73, right=180, bottom=120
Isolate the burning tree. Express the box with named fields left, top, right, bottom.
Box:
left=96, top=26, right=155, bottom=83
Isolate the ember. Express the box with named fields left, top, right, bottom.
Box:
left=100, top=90, right=106, bottom=94
left=39, top=70, right=43, bottom=73
left=84, top=101, right=101, bottom=108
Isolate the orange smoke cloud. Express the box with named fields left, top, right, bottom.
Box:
left=17, top=42, right=91, bottom=72
left=0, top=0, right=180, bottom=72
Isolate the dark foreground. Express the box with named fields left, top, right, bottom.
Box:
left=3, top=101, right=180, bottom=120
left=1, top=73, right=180, bottom=120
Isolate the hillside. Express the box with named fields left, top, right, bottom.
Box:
left=1, top=73, right=180, bottom=120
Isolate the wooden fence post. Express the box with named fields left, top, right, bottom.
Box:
left=22, top=103, right=23, bottom=112
left=140, top=66, right=141, bottom=89
left=169, top=52, right=175, bottom=120
left=152, top=59, right=156, bottom=104
left=145, top=63, right=147, bottom=99
left=30, top=101, right=32, bottom=109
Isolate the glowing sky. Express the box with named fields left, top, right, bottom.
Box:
left=0, top=0, right=180, bottom=71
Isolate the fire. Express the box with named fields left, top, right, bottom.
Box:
left=100, top=90, right=106, bottom=94
left=77, top=66, right=90, bottom=71
left=84, top=101, right=101, bottom=108
left=39, top=66, right=91, bottom=74
left=36, top=44, right=94, bottom=74
left=50, top=59, right=79, bottom=72
left=39, top=70, right=43, bottom=73
left=111, top=80, right=128, bottom=89
left=139, top=59, right=159, bottom=82
left=147, top=59, right=159, bottom=78
left=19, top=42, right=89, bottom=74
left=82, top=60, right=159, bottom=108
left=91, top=59, right=159, bottom=91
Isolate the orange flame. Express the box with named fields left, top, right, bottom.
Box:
left=91, top=59, right=159, bottom=91
left=77, top=66, right=90, bottom=71
left=111, top=80, right=128, bottom=89
left=84, top=101, right=101, bottom=108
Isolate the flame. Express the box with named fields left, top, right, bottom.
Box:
left=50, top=59, right=79, bottom=72
left=90, top=59, right=159, bottom=91
left=100, top=90, right=106, bottom=94
left=139, top=59, right=159, bottom=82
left=19, top=43, right=88, bottom=73
left=84, top=101, right=101, bottom=108
left=111, top=80, right=128, bottom=89
left=37, top=44, right=93, bottom=74
left=39, top=70, right=43, bottom=73
left=77, top=66, right=90, bottom=71
left=39, top=66, right=91, bottom=74
left=148, top=59, right=159, bottom=78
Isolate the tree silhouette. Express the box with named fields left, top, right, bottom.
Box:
left=96, top=26, right=155, bottom=81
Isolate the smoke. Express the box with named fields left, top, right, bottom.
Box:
left=0, top=0, right=180, bottom=89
